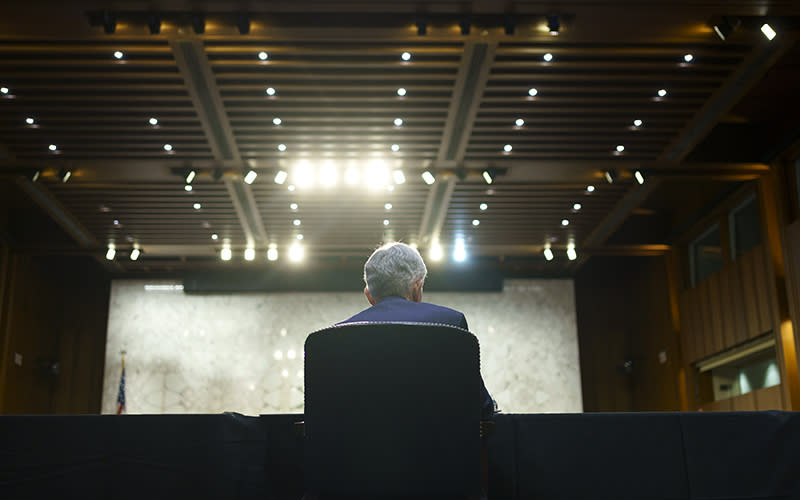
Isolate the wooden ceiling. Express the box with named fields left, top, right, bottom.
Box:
left=1, top=1, right=798, bottom=275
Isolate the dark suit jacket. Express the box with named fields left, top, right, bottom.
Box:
left=340, top=295, right=495, bottom=418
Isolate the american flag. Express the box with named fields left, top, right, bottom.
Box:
left=116, top=356, right=126, bottom=414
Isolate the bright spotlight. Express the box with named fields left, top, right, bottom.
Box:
left=421, top=171, right=436, bottom=185
left=365, top=161, right=389, bottom=189
left=130, top=248, right=140, bottom=261
left=543, top=245, right=554, bottom=261
left=274, top=170, right=288, bottom=184
left=634, top=170, right=645, bottom=185
left=392, top=169, right=406, bottom=184
left=567, top=242, right=577, bottom=261
left=761, top=23, right=776, bottom=41
left=105, top=245, right=116, bottom=261
left=453, top=238, right=467, bottom=262
left=429, top=242, right=443, bottom=261
left=221, top=247, right=232, bottom=261
left=293, top=161, right=314, bottom=187
left=344, top=166, right=360, bottom=185
left=319, top=162, right=337, bottom=187
left=289, top=243, right=304, bottom=262
left=243, top=170, right=257, bottom=184
left=267, top=244, right=278, bottom=261
left=244, top=247, right=256, bottom=261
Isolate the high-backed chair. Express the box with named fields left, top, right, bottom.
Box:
left=302, top=322, right=485, bottom=500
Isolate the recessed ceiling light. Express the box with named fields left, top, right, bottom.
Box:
left=567, top=242, right=577, bottom=261
left=274, top=170, right=288, bottom=184
left=657, top=89, right=667, bottom=97
left=193, top=203, right=201, bottom=210
left=394, top=118, right=403, bottom=127
left=290, top=203, right=298, bottom=210
left=0, top=87, right=9, bottom=94
left=277, top=144, right=287, bottom=152
left=401, top=51, right=412, bottom=61
left=635, top=170, right=646, bottom=185
left=385, top=203, right=392, bottom=210
left=586, top=185, right=595, bottom=193
left=244, top=248, right=256, bottom=261
left=761, top=23, right=776, bottom=41
left=130, top=248, right=140, bottom=261
left=293, top=219, right=301, bottom=226
left=543, top=53, right=553, bottom=62
left=105, top=245, right=116, bottom=261
left=243, top=170, right=258, bottom=184
left=397, top=87, right=407, bottom=96
left=391, top=144, right=400, bottom=152
left=148, top=117, right=158, bottom=126
left=633, top=119, right=643, bottom=127
left=515, top=118, right=524, bottom=127
left=185, top=170, right=195, bottom=184
left=163, top=143, right=173, bottom=151
left=265, top=87, right=276, bottom=96
left=561, top=219, right=569, bottom=226
left=392, top=169, right=406, bottom=184
left=528, top=88, right=538, bottom=97
left=113, top=50, right=124, bottom=60
left=220, top=247, right=232, bottom=261
left=272, top=117, right=281, bottom=126
left=573, top=203, right=582, bottom=211
left=287, top=184, right=296, bottom=191
left=386, top=185, right=395, bottom=192
left=421, top=171, right=435, bottom=185
left=267, top=244, right=278, bottom=261
left=383, top=219, right=390, bottom=226
left=503, top=144, right=513, bottom=152
left=479, top=203, right=488, bottom=210
left=543, top=246, right=554, bottom=261
left=211, top=233, right=218, bottom=240
left=25, top=117, right=35, bottom=125
left=296, top=234, right=303, bottom=240
left=616, top=145, right=625, bottom=152
left=184, top=185, right=193, bottom=192
left=472, top=219, right=480, bottom=226
left=48, top=144, right=57, bottom=151
left=258, top=51, right=269, bottom=60
left=683, top=53, right=694, bottom=62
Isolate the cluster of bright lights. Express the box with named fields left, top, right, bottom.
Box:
left=272, top=161, right=411, bottom=190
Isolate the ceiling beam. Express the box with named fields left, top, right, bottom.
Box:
left=419, top=41, right=496, bottom=247
left=170, top=38, right=268, bottom=248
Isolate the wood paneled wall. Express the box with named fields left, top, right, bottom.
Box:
left=701, top=384, right=783, bottom=412
left=576, top=256, right=683, bottom=412
left=678, top=244, right=776, bottom=364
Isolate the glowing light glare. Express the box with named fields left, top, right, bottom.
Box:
left=616, top=145, right=625, bottom=152
left=503, top=144, right=513, bottom=152
left=184, top=185, right=193, bottom=192
left=528, top=88, right=538, bottom=97
left=267, top=244, right=278, bottom=261
left=657, top=88, right=667, bottom=97
left=274, top=350, right=283, bottom=360
left=384, top=203, right=393, bottom=210
left=421, top=171, right=436, bottom=185
left=258, top=51, right=269, bottom=60
left=130, top=248, right=140, bottom=261
left=26, top=117, right=35, bottom=125
left=392, top=169, right=406, bottom=184
left=290, top=203, right=298, bottom=210
left=193, top=203, right=202, bottom=210
left=561, top=218, right=569, bottom=226
left=684, top=53, right=694, bottom=62
left=105, top=245, right=116, bottom=261
left=48, top=144, right=57, bottom=151
left=0, top=87, right=8, bottom=94
left=633, top=119, right=643, bottom=127
left=397, top=87, right=407, bottom=96
left=482, top=170, right=494, bottom=184
left=289, top=243, right=304, bottom=262
left=543, top=246, right=554, bottom=261
left=293, top=162, right=314, bottom=187
left=148, top=117, right=158, bottom=126
left=393, top=118, right=403, bottom=127
left=453, top=238, right=467, bottom=262
left=266, top=87, right=276, bottom=96
left=635, top=170, right=645, bottom=185
left=586, top=185, right=595, bottom=192
left=573, top=203, right=582, bottom=211
left=319, top=163, right=337, bottom=187
left=567, top=243, right=577, bottom=261
left=391, top=144, right=400, bottom=152
left=429, top=242, right=443, bottom=261
left=365, top=162, right=389, bottom=189
left=515, top=118, right=525, bottom=127
left=113, top=50, right=124, bottom=59
left=401, top=51, right=412, bottom=61
left=274, top=170, right=288, bottom=184
left=221, top=247, right=232, bottom=261
left=281, top=369, right=289, bottom=378
left=761, top=23, right=776, bottom=41
left=383, top=219, right=390, bottom=226
left=211, top=233, right=219, bottom=240
left=293, top=219, right=301, bottom=226
left=479, top=203, right=488, bottom=211
left=344, top=166, right=360, bottom=185
left=244, top=247, right=256, bottom=261
left=287, top=349, right=296, bottom=359
left=272, top=117, right=282, bottom=126
left=543, top=52, right=553, bottom=62
left=244, top=170, right=258, bottom=184
left=277, top=143, right=287, bottom=152
left=296, top=234, right=303, bottom=240
left=163, top=143, right=173, bottom=151
left=185, top=170, right=196, bottom=184
left=472, top=219, right=480, bottom=226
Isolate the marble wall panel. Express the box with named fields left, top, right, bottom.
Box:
left=102, top=279, right=582, bottom=414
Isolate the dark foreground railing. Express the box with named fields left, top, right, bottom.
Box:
left=1, top=412, right=798, bottom=499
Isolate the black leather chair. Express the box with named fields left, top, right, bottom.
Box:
left=301, top=322, right=486, bottom=500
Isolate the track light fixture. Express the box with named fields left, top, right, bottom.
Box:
left=236, top=13, right=250, bottom=35
left=416, top=18, right=428, bottom=36
left=460, top=18, right=471, bottom=35
left=547, top=15, right=560, bottom=36
left=59, top=169, right=72, bottom=183
left=482, top=168, right=496, bottom=185
left=103, top=11, right=116, bottom=34
left=713, top=17, right=740, bottom=41
left=147, top=13, right=161, bottom=34
left=634, top=170, right=645, bottom=185
left=192, top=13, right=206, bottom=34
left=504, top=15, right=515, bottom=35
left=185, top=170, right=196, bottom=184
left=29, top=170, right=41, bottom=182
left=604, top=169, right=618, bottom=184
left=543, top=244, right=554, bottom=261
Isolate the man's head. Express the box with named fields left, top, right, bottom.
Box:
left=363, top=242, right=427, bottom=305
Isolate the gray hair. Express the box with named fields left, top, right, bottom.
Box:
left=364, top=242, right=428, bottom=300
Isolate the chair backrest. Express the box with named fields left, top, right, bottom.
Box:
left=304, top=321, right=482, bottom=498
